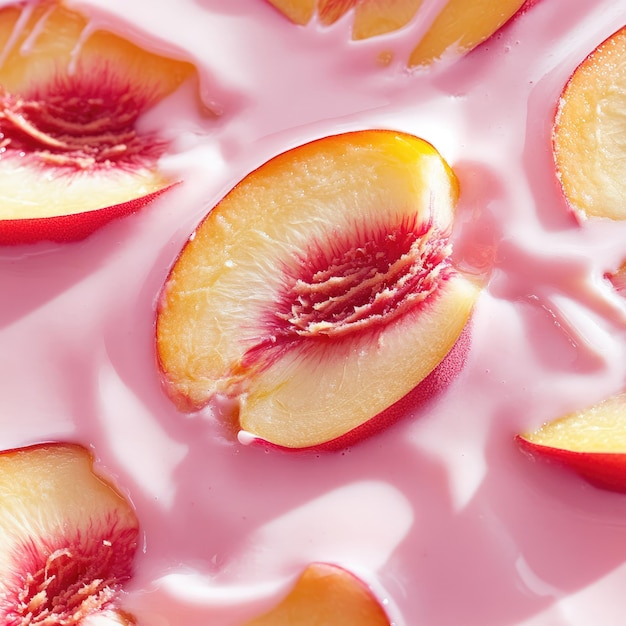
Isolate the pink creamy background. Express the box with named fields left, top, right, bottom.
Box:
left=1, top=0, right=626, bottom=624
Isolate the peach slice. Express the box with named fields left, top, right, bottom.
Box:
left=0, top=1, right=197, bottom=244
left=156, top=130, right=481, bottom=449
left=267, top=0, right=316, bottom=25
left=407, top=0, right=528, bottom=67
left=243, top=563, right=390, bottom=625
left=265, top=0, right=530, bottom=67
left=517, top=392, right=626, bottom=493
left=553, top=26, right=626, bottom=221
left=0, top=442, right=139, bottom=624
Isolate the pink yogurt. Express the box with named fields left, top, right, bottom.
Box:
left=1, top=0, right=626, bottom=624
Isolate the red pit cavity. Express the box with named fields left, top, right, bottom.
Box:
left=245, top=215, right=452, bottom=365
left=0, top=72, right=164, bottom=171
left=3, top=521, right=137, bottom=625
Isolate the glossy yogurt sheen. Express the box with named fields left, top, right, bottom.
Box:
left=1, top=0, right=626, bottom=624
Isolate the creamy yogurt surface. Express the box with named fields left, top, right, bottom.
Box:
left=1, top=0, right=626, bottom=624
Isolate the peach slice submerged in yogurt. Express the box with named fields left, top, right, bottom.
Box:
left=0, top=443, right=139, bottom=625
left=264, top=0, right=535, bottom=67
left=553, top=25, right=626, bottom=222
left=0, top=0, right=199, bottom=244
left=244, top=562, right=391, bottom=625
left=156, top=130, right=481, bottom=450
left=517, top=391, right=626, bottom=494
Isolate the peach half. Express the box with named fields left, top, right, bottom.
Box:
left=265, top=0, right=531, bottom=67
left=553, top=26, right=626, bottom=221
left=517, top=392, right=626, bottom=493
left=156, top=130, right=481, bottom=449
left=0, top=442, right=139, bottom=624
left=243, top=563, right=390, bottom=625
left=0, top=0, right=197, bottom=244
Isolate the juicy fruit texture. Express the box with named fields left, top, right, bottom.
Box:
left=156, top=130, right=480, bottom=449
left=267, top=0, right=316, bottom=25
left=407, top=0, right=527, bottom=67
left=243, top=563, right=390, bottom=625
left=553, top=26, right=626, bottom=221
left=517, top=392, right=626, bottom=493
left=265, top=0, right=528, bottom=67
left=0, top=0, right=196, bottom=243
left=0, top=443, right=139, bottom=624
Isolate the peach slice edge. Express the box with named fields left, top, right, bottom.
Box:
left=243, top=562, right=391, bottom=625
left=0, top=1, right=198, bottom=242
left=239, top=273, right=479, bottom=448
left=553, top=25, right=626, bottom=221
left=408, top=0, right=527, bottom=67
left=264, top=0, right=533, bottom=67
left=0, top=442, right=139, bottom=623
left=156, top=129, right=481, bottom=449
left=517, top=391, right=626, bottom=493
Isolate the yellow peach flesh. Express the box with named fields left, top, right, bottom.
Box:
left=0, top=1, right=196, bottom=219
left=0, top=4, right=193, bottom=96
left=157, top=130, right=480, bottom=448
left=522, top=392, right=626, bottom=453
left=553, top=26, right=626, bottom=221
left=266, top=0, right=317, bottom=25
left=352, top=0, right=423, bottom=40
left=265, top=0, right=527, bottom=66
left=408, top=0, right=526, bottom=67
left=0, top=162, right=170, bottom=219
left=243, top=563, right=390, bottom=626
left=241, top=273, right=478, bottom=447
left=0, top=443, right=139, bottom=624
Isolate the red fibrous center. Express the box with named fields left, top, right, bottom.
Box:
left=243, top=215, right=452, bottom=366
left=2, top=519, right=137, bottom=625
left=0, top=73, right=164, bottom=171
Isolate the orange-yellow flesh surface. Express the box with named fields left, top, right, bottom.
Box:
left=0, top=163, right=171, bottom=219
left=0, top=3, right=194, bottom=97
left=522, top=392, right=626, bottom=452
left=243, top=563, right=390, bottom=626
left=553, top=26, right=626, bottom=221
left=0, top=443, right=138, bottom=545
left=352, top=0, right=423, bottom=40
left=158, top=131, right=458, bottom=397
left=265, top=0, right=316, bottom=25
left=0, top=443, right=139, bottom=622
left=0, top=1, right=195, bottom=219
left=266, top=0, right=525, bottom=65
left=408, top=0, right=526, bottom=67
left=82, top=609, right=136, bottom=626
left=157, top=130, right=480, bottom=447
left=241, top=274, right=478, bottom=448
